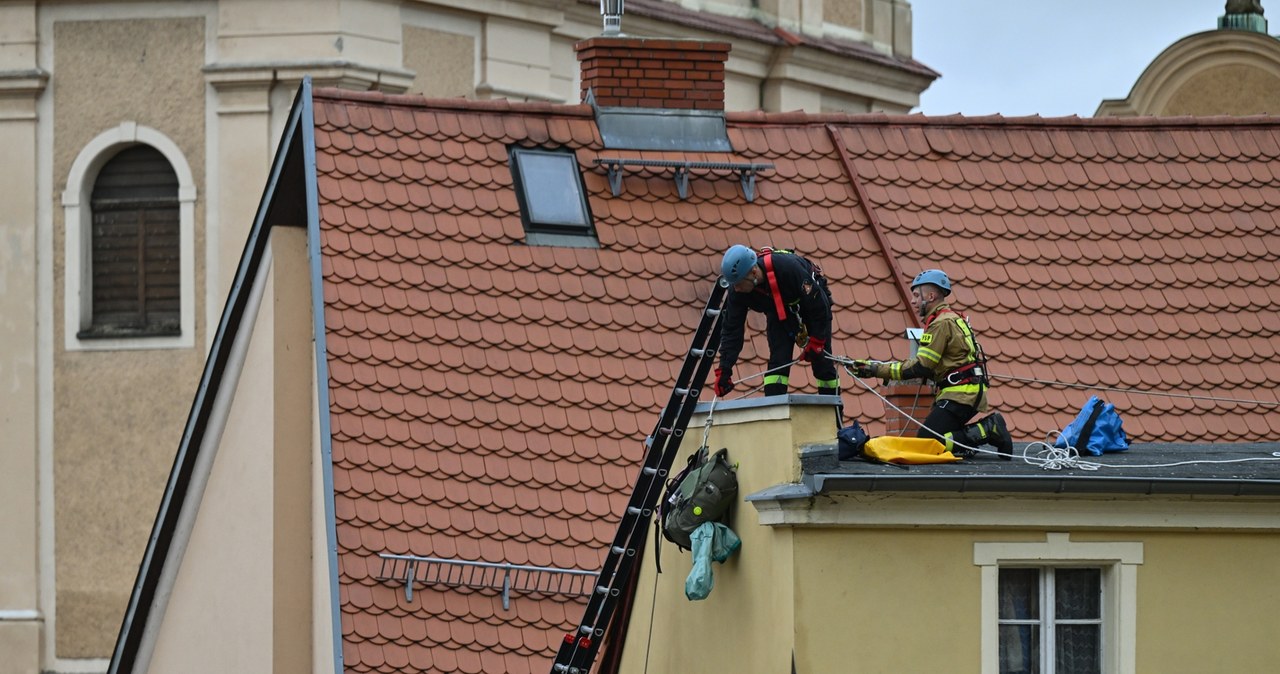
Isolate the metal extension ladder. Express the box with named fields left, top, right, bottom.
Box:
left=551, top=281, right=727, bottom=673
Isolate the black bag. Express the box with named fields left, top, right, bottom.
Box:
left=837, top=421, right=870, bottom=460
left=660, top=447, right=738, bottom=551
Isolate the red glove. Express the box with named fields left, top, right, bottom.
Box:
left=713, top=367, right=735, bottom=396
left=801, top=337, right=827, bottom=363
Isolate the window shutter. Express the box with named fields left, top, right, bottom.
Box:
left=84, top=145, right=181, bottom=337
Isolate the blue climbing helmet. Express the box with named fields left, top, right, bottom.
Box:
left=720, top=245, right=758, bottom=285
left=911, top=269, right=952, bottom=296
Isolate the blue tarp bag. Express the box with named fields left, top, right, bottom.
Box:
left=1054, top=396, right=1129, bottom=456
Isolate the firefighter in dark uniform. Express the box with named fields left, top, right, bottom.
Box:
left=853, top=269, right=1014, bottom=458
left=714, top=245, right=840, bottom=397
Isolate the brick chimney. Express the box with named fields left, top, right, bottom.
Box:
left=575, top=37, right=730, bottom=110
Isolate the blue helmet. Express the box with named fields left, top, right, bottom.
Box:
left=911, top=269, right=952, bottom=295
left=720, top=245, right=758, bottom=285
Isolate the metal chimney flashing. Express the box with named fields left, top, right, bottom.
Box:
left=592, top=103, right=732, bottom=151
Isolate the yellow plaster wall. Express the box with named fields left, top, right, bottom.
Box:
left=789, top=528, right=1280, bottom=673
left=825, top=0, right=864, bottom=31
left=1161, top=64, right=1280, bottom=115
left=147, top=228, right=314, bottom=673
left=0, top=14, right=41, bottom=672
left=1133, top=531, right=1280, bottom=672
left=51, top=17, right=207, bottom=657
left=793, top=528, right=989, bottom=672
left=146, top=247, right=275, bottom=674
left=617, top=402, right=839, bottom=674
left=402, top=25, right=475, bottom=98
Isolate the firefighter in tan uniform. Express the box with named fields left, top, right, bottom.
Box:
left=853, top=270, right=1014, bottom=458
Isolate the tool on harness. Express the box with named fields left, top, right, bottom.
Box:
left=939, top=361, right=988, bottom=387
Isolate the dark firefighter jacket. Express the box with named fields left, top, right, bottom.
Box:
left=718, top=251, right=831, bottom=372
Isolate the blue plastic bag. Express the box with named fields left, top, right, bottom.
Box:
left=1054, top=396, right=1129, bottom=456
left=685, top=521, right=741, bottom=601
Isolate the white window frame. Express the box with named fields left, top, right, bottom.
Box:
left=975, top=533, right=1143, bottom=674
left=63, top=122, right=196, bottom=351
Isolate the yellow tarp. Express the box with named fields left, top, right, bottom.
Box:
left=863, top=435, right=961, bottom=464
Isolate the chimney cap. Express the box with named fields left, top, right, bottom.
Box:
left=600, top=0, right=624, bottom=36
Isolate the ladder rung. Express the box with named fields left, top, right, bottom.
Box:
left=705, top=308, right=721, bottom=317
left=675, top=387, right=690, bottom=396
left=641, top=467, right=657, bottom=475
left=691, top=348, right=706, bottom=357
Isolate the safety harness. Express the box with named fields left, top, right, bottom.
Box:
left=758, top=247, right=826, bottom=332
left=923, top=307, right=990, bottom=396
left=759, top=247, right=790, bottom=322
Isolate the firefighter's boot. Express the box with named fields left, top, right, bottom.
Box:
left=964, top=412, right=1014, bottom=460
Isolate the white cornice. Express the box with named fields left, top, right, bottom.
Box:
left=753, top=491, right=1280, bottom=530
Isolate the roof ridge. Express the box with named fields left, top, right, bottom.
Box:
left=312, top=86, right=594, bottom=117
left=724, top=109, right=1280, bottom=128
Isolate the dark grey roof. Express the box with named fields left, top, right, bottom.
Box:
left=776, top=442, right=1280, bottom=498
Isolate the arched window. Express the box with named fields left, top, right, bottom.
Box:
left=81, top=145, right=181, bottom=337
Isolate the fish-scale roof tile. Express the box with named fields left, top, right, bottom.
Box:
left=313, top=90, right=1280, bottom=673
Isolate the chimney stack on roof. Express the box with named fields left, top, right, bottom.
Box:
left=575, top=37, right=730, bottom=111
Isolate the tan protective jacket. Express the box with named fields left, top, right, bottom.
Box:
left=874, top=304, right=988, bottom=412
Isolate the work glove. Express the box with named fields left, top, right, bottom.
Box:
left=713, top=367, right=735, bottom=397
left=851, top=359, right=876, bottom=378
left=800, top=337, right=827, bottom=363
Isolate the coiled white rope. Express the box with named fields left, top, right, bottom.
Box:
left=826, top=353, right=1280, bottom=471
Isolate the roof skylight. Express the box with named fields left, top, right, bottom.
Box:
left=508, top=146, right=595, bottom=244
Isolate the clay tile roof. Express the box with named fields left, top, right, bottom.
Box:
left=311, top=85, right=1280, bottom=672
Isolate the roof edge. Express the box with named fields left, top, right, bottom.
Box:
left=725, top=109, right=1280, bottom=127
left=311, top=86, right=594, bottom=116
left=108, top=79, right=317, bottom=674
left=302, top=79, right=349, bottom=674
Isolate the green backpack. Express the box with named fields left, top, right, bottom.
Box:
left=660, top=447, right=738, bottom=551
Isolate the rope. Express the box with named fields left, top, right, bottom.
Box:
left=826, top=353, right=1280, bottom=471
left=991, top=373, right=1280, bottom=408
left=712, top=358, right=803, bottom=402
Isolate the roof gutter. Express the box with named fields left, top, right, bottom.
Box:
left=806, top=473, right=1280, bottom=497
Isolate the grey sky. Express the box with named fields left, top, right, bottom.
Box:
left=910, top=0, right=1241, bottom=116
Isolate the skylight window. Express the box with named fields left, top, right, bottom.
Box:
left=508, top=146, right=595, bottom=245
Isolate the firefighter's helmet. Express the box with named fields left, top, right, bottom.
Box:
left=910, top=269, right=952, bottom=296
left=720, top=245, right=758, bottom=286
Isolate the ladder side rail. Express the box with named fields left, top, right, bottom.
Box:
left=555, top=282, right=726, bottom=633
left=569, top=313, right=723, bottom=671
left=562, top=283, right=723, bottom=623
left=552, top=283, right=725, bottom=672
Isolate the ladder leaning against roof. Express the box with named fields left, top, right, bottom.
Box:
left=551, top=281, right=727, bottom=673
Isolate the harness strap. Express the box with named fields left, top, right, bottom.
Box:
left=936, top=315, right=990, bottom=394
left=760, top=250, right=788, bottom=321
